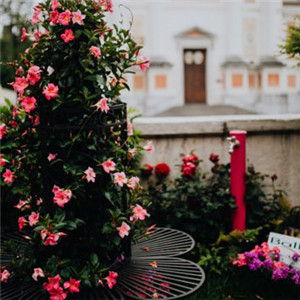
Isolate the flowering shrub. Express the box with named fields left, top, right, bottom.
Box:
left=147, top=152, right=236, bottom=243
left=154, top=163, right=170, bottom=177
left=232, top=242, right=300, bottom=285
left=0, top=0, right=152, bottom=297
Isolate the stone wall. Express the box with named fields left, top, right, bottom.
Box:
left=135, top=114, right=300, bottom=206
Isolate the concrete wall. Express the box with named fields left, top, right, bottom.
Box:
left=135, top=114, right=300, bottom=206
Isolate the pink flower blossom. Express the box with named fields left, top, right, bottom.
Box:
left=48, top=153, right=57, bottom=161
left=37, top=198, right=43, bottom=206
left=90, top=46, right=101, bottom=59
left=63, top=278, right=80, bottom=293
left=21, top=96, right=36, bottom=113
left=32, top=268, right=45, bottom=281
left=113, top=172, right=127, bottom=187
left=0, top=154, right=7, bottom=167
left=58, top=11, right=71, bottom=26
left=15, top=67, right=23, bottom=75
left=34, top=30, right=43, bottom=42
left=3, top=168, right=15, bottom=184
left=44, top=232, right=66, bottom=246
left=144, top=141, right=154, bottom=154
left=29, top=211, right=39, bottom=226
left=53, top=190, right=71, bottom=208
left=14, top=200, right=26, bottom=209
left=72, top=10, right=86, bottom=25
left=21, top=27, right=30, bottom=42
left=18, top=217, right=26, bottom=231
left=84, top=167, right=96, bottom=183
left=117, top=221, right=130, bottom=238
left=49, top=287, right=68, bottom=300
left=127, top=176, right=139, bottom=189
left=43, top=83, right=59, bottom=100
left=132, top=204, right=148, bottom=221
left=106, top=271, right=118, bottom=289
left=51, top=0, right=61, bottom=10
left=60, top=29, right=75, bottom=43
left=102, top=160, right=115, bottom=173
left=31, top=10, right=40, bottom=25
left=0, top=124, right=7, bottom=139
left=93, top=98, right=110, bottom=113
left=128, top=148, right=137, bottom=158
left=41, top=229, right=49, bottom=240
left=13, top=77, right=28, bottom=94
left=127, top=120, right=133, bottom=136
left=50, top=10, right=59, bottom=25
left=137, top=56, right=150, bottom=72
left=27, top=65, right=41, bottom=85
left=0, top=270, right=10, bottom=283
left=43, top=274, right=61, bottom=292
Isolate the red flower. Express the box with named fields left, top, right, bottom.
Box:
left=209, top=153, right=220, bottom=163
left=181, top=162, right=197, bottom=178
left=141, top=164, right=153, bottom=175
left=154, top=163, right=170, bottom=177
left=182, top=154, right=199, bottom=164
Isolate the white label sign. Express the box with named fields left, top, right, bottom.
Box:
left=268, top=232, right=300, bottom=270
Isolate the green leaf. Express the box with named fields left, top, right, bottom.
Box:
left=90, top=253, right=99, bottom=266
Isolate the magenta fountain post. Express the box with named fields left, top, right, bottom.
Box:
left=230, top=130, right=247, bottom=231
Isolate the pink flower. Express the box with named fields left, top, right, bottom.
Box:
left=50, top=11, right=59, bottom=25
left=132, top=204, right=148, bottom=221
left=0, top=124, right=7, bottom=139
left=43, top=83, right=59, bottom=100
left=37, top=198, right=43, bottom=206
left=34, top=30, right=43, bottom=42
left=144, top=141, right=154, bottom=154
left=113, top=172, right=127, bottom=187
left=31, top=10, right=40, bottom=25
left=93, top=98, right=110, bottom=113
left=21, top=96, right=36, bottom=113
left=90, top=46, right=101, bottom=59
left=51, top=0, right=61, bottom=10
left=32, top=268, right=45, bottom=281
left=48, top=153, right=57, bottom=161
left=53, top=190, right=71, bottom=208
left=137, top=56, right=150, bottom=72
left=18, top=217, right=26, bottom=231
left=0, top=154, right=7, bottom=167
left=0, top=270, right=10, bottom=283
left=27, top=65, right=41, bottom=85
left=72, top=10, right=86, bottom=25
left=15, top=67, right=23, bottom=75
left=29, top=211, right=39, bottom=226
left=127, top=120, right=133, bottom=136
left=43, top=274, right=61, bottom=292
left=63, top=278, right=80, bottom=293
left=84, top=167, right=96, bottom=183
left=117, top=221, right=130, bottom=238
left=60, top=29, right=75, bottom=43
left=127, top=177, right=140, bottom=189
left=106, top=271, right=118, bottom=289
left=44, top=232, right=66, bottom=246
left=21, top=27, right=30, bottom=42
left=13, top=77, right=28, bottom=94
left=3, top=168, right=15, bottom=184
left=102, top=160, right=115, bottom=173
left=58, top=11, right=71, bottom=26
left=14, top=200, right=26, bottom=209
left=41, top=229, right=49, bottom=240
left=49, top=287, right=67, bottom=300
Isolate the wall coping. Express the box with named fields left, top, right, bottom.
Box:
left=134, top=114, right=300, bottom=136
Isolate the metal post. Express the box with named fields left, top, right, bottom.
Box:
left=230, top=130, right=247, bottom=231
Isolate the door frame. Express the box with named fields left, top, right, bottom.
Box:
left=176, top=34, right=213, bottom=106
left=184, top=48, right=207, bottom=103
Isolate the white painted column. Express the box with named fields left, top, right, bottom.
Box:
left=260, top=1, right=283, bottom=58
left=224, top=0, right=243, bottom=58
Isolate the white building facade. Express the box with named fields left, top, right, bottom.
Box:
left=109, top=0, right=300, bottom=116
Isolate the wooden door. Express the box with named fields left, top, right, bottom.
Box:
left=184, top=49, right=206, bottom=103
